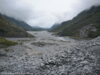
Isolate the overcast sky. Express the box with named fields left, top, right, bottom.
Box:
left=0, top=0, right=100, bottom=28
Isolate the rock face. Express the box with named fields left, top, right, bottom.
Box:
left=79, top=24, right=97, bottom=38
left=0, top=31, right=100, bottom=75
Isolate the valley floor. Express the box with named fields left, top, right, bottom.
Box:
left=0, top=31, right=100, bottom=75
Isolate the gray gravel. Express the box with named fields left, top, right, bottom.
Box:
left=0, top=31, right=100, bottom=75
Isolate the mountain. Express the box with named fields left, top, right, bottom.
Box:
left=3, top=15, right=34, bottom=31
left=4, top=15, right=47, bottom=31
left=0, top=14, right=33, bottom=37
left=32, top=26, right=48, bottom=31
left=51, top=6, right=100, bottom=38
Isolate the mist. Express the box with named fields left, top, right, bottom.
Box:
left=0, top=0, right=100, bottom=28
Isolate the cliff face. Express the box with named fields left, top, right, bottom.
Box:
left=51, top=6, right=100, bottom=38
left=79, top=24, right=97, bottom=38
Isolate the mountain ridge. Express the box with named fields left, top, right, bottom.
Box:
left=1, top=14, right=34, bottom=31
left=51, top=5, right=100, bottom=38
left=0, top=13, right=33, bottom=37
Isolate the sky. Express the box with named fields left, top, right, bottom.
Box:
left=0, top=0, right=100, bottom=28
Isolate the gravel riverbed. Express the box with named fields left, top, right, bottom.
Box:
left=0, top=31, right=100, bottom=75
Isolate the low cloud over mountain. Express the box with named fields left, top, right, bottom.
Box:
left=0, top=0, right=100, bottom=28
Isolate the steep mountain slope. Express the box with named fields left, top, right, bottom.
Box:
left=0, top=14, right=32, bottom=37
left=3, top=15, right=34, bottom=31
left=51, top=6, right=100, bottom=38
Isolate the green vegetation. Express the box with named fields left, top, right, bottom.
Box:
left=5, top=15, right=34, bottom=31
left=51, top=6, right=100, bottom=38
left=0, top=14, right=33, bottom=37
left=88, top=31, right=98, bottom=38
left=3, top=14, right=46, bottom=31
left=0, top=37, right=17, bottom=47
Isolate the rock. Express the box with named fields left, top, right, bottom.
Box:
left=0, top=31, right=100, bottom=75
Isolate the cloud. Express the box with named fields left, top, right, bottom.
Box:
left=0, top=0, right=100, bottom=28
